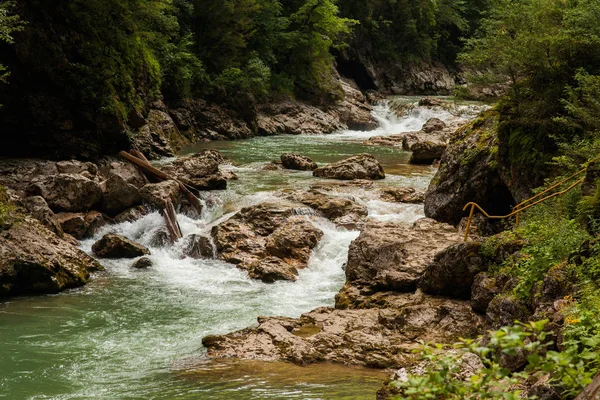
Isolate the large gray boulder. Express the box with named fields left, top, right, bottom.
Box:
left=100, top=174, right=142, bottom=216
left=313, top=154, right=385, bottom=180
left=28, top=173, right=102, bottom=212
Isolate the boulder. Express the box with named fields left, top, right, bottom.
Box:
left=284, top=189, right=368, bottom=224
left=280, top=153, right=318, bottom=171
left=132, top=109, right=179, bottom=159
left=28, top=173, right=102, bottom=212
left=114, top=205, right=149, bottom=224
left=22, top=196, right=63, bottom=235
left=149, top=228, right=171, bottom=247
left=183, top=234, right=215, bottom=259
left=471, top=272, right=508, bottom=314
left=100, top=174, right=142, bottom=216
left=409, top=141, right=447, bottom=164
left=212, top=203, right=323, bottom=283
left=418, top=97, right=445, bottom=107
left=140, top=180, right=180, bottom=209
left=0, top=215, right=103, bottom=298
left=345, top=219, right=461, bottom=293
left=55, top=160, right=98, bottom=178
left=422, top=118, right=446, bottom=133
left=55, top=211, right=107, bottom=240
left=203, top=297, right=483, bottom=368
left=486, top=294, right=531, bottom=330
left=132, top=257, right=153, bottom=269
left=97, top=157, right=147, bottom=188
left=92, top=233, right=150, bottom=259
left=379, top=187, right=425, bottom=204
left=419, top=242, right=487, bottom=299
left=313, top=154, right=385, bottom=181
left=161, top=150, right=229, bottom=191
left=425, top=111, right=515, bottom=225
left=329, top=80, right=379, bottom=131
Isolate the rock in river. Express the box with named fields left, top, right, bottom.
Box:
left=212, top=202, right=323, bottom=283
left=0, top=215, right=103, bottom=298
left=280, top=153, right=318, bottom=171
left=92, top=233, right=150, bottom=259
left=313, top=154, right=385, bottom=180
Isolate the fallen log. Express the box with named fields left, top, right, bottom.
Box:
left=161, top=199, right=183, bottom=242
left=119, top=150, right=203, bottom=214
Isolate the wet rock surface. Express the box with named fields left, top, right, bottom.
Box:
left=92, top=233, right=150, bottom=259
left=28, top=174, right=102, bottom=212
left=280, top=153, right=318, bottom=171
left=212, top=202, right=324, bottom=282
left=0, top=215, right=103, bottom=298
left=313, top=154, right=385, bottom=180
left=283, top=189, right=368, bottom=226
left=378, top=187, right=425, bottom=204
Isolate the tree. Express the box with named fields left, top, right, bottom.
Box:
left=0, top=1, right=23, bottom=83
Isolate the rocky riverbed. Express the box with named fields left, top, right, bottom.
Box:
left=0, top=96, right=495, bottom=399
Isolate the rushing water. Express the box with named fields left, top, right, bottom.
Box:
left=0, top=97, right=480, bottom=399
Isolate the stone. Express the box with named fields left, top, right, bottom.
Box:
left=284, top=189, right=368, bottom=223
left=486, top=294, right=531, bottom=330
left=183, top=234, right=215, bottom=259
left=379, top=187, right=425, bottom=204
left=161, top=150, right=229, bottom=191
left=55, top=213, right=88, bottom=239
left=97, top=157, right=147, bottom=188
left=133, top=109, right=179, bottom=159
left=92, top=233, right=150, bottom=259
left=0, top=215, right=103, bottom=298
left=345, top=219, right=461, bottom=293
left=56, top=160, right=98, bottom=177
left=140, top=180, right=180, bottom=209
left=418, top=97, right=445, bottom=107
left=471, top=272, right=506, bottom=314
left=149, top=228, right=171, bottom=248
left=132, top=257, right=153, bottom=269
left=422, top=117, right=446, bottom=133
left=280, top=153, right=318, bottom=171
left=409, top=141, right=447, bottom=164
left=100, top=173, right=142, bottom=216
left=425, top=111, right=516, bottom=225
left=212, top=203, right=323, bottom=282
left=265, top=217, right=324, bottom=269
left=419, top=242, right=487, bottom=299
left=22, top=195, right=63, bottom=235
left=257, top=100, right=345, bottom=136
left=313, top=154, right=385, bottom=180
left=27, top=173, right=102, bottom=212
left=203, top=297, right=483, bottom=368
left=114, top=205, right=149, bottom=224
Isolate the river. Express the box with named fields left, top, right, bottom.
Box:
left=0, top=98, right=482, bottom=399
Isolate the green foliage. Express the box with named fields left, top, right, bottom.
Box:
left=392, top=318, right=600, bottom=399
left=459, top=0, right=600, bottom=171
left=0, top=1, right=23, bottom=83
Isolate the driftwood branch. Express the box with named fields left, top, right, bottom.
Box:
left=161, top=199, right=183, bottom=242
left=575, top=372, right=600, bottom=400
left=119, top=150, right=203, bottom=214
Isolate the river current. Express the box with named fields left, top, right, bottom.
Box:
left=0, top=98, right=482, bottom=399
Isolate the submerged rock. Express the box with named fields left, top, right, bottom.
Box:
left=379, top=187, right=425, bottom=204
left=132, top=257, right=153, bottom=269
left=212, top=202, right=323, bottom=283
left=0, top=215, right=103, bottom=298
left=280, top=153, right=318, bottom=171
left=183, top=234, right=215, bottom=259
left=313, top=154, right=385, bottom=180
left=92, top=233, right=150, bottom=259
